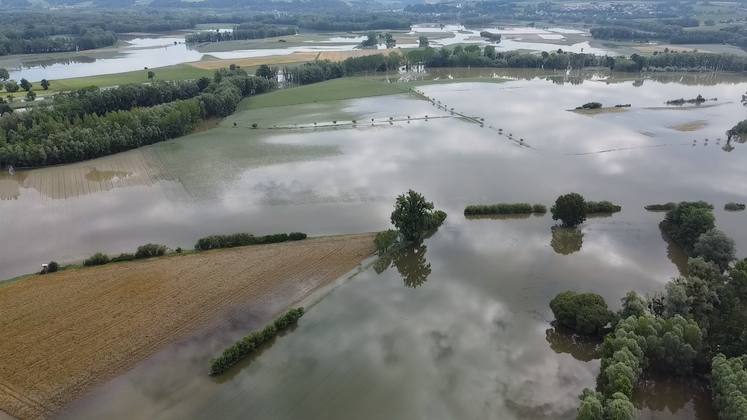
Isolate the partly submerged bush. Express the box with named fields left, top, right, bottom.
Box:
left=578, top=102, right=602, bottom=110
left=195, top=232, right=304, bottom=250
left=550, top=290, right=614, bottom=335
left=209, top=307, right=304, bottom=375
left=464, top=203, right=534, bottom=215
left=48, top=261, right=59, bottom=273
left=375, top=229, right=398, bottom=254
left=532, top=204, right=547, bottom=213
left=724, top=202, right=746, bottom=211
left=135, top=243, right=168, bottom=259
left=586, top=200, right=622, bottom=213
left=111, top=253, right=136, bottom=262
left=83, top=252, right=110, bottom=267
left=645, top=202, right=677, bottom=211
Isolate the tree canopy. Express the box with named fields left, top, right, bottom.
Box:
left=551, top=192, right=587, bottom=228
left=550, top=291, right=614, bottom=335
left=390, top=190, right=447, bottom=242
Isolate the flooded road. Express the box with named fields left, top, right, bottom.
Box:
left=2, top=71, right=745, bottom=419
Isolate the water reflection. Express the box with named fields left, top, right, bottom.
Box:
left=661, top=230, right=688, bottom=276
left=465, top=213, right=533, bottom=220
left=545, top=324, right=602, bottom=362
left=633, top=373, right=717, bottom=419
left=375, top=242, right=432, bottom=288
left=551, top=226, right=584, bottom=255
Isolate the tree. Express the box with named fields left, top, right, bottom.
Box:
left=197, top=77, right=211, bottom=91
left=374, top=229, right=398, bottom=254
left=577, top=388, right=604, bottom=420
left=390, top=190, right=446, bottom=241
left=484, top=45, right=496, bottom=60
left=604, top=393, right=637, bottom=420
left=4, top=81, right=19, bottom=93
left=147, top=71, right=155, bottom=81
left=385, top=33, right=396, bottom=49
left=40, top=79, right=49, bottom=90
left=619, top=291, right=647, bottom=319
left=693, top=229, right=736, bottom=272
left=552, top=192, right=587, bottom=227
left=255, top=64, right=278, bottom=80
left=19, top=78, right=31, bottom=92
left=26, top=91, right=36, bottom=101
left=0, top=68, right=8, bottom=81
left=418, top=36, right=429, bottom=47
left=704, top=19, right=716, bottom=26
left=550, top=291, right=614, bottom=335
left=661, top=202, right=715, bottom=253
left=361, top=32, right=377, bottom=47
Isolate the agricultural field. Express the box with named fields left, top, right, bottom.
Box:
left=0, top=234, right=376, bottom=420
left=187, top=53, right=318, bottom=70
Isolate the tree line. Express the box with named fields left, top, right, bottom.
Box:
left=282, top=52, right=404, bottom=86
left=184, top=23, right=296, bottom=44
left=0, top=67, right=275, bottom=167
left=0, top=27, right=117, bottom=56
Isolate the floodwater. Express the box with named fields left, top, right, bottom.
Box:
left=4, top=70, right=746, bottom=419
left=5, top=24, right=606, bottom=81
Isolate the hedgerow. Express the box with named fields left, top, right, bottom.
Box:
left=135, top=243, right=168, bottom=259
left=83, top=252, right=110, bottom=267
left=194, top=232, right=306, bottom=250
left=724, top=202, right=746, bottom=211
left=463, top=203, right=540, bottom=215
left=586, top=200, right=622, bottom=213
left=209, top=307, right=304, bottom=375
left=645, top=203, right=677, bottom=211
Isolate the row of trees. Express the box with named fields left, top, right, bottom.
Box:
left=184, top=24, right=296, bottom=43
left=0, top=28, right=117, bottom=56
left=281, top=52, right=405, bottom=86
left=0, top=68, right=275, bottom=167
left=194, top=232, right=306, bottom=250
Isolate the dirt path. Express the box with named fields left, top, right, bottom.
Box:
left=0, top=234, right=375, bottom=420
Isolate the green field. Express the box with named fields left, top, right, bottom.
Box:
left=46, top=64, right=214, bottom=91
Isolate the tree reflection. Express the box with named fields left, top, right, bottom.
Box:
left=545, top=324, right=602, bottom=362
left=391, top=242, right=431, bottom=288
left=632, top=373, right=714, bottom=417
left=550, top=226, right=583, bottom=255
left=660, top=229, right=688, bottom=276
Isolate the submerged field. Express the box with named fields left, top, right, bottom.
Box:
left=2, top=69, right=747, bottom=420
left=0, top=234, right=375, bottom=420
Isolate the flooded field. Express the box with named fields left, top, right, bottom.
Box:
left=2, top=70, right=746, bottom=419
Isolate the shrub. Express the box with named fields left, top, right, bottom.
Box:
left=426, top=210, right=447, bottom=231
left=586, top=200, right=622, bottom=213
left=464, top=203, right=533, bottom=215
left=175, top=247, right=183, bottom=253
left=209, top=307, right=304, bottom=375
left=580, top=102, right=603, bottom=109
left=288, top=232, right=307, bottom=241
left=532, top=204, right=547, bottom=213
left=375, top=230, right=398, bottom=254
left=111, top=253, right=136, bottom=262
left=251, top=123, right=258, bottom=129
left=645, top=203, right=677, bottom=211
left=42, top=261, right=59, bottom=274
left=84, top=252, right=110, bottom=267
left=724, top=202, right=746, bottom=211
left=550, top=290, right=614, bottom=335
left=195, top=232, right=303, bottom=250
left=135, top=243, right=168, bottom=259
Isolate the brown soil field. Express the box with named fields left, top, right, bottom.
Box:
left=316, top=49, right=402, bottom=62
left=0, top=234, right=376, bottom=420
left=187, top=53, right=318, bottom=70
left=669, top=120, right=708, bottom=131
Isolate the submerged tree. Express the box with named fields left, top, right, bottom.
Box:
left=390, top=190, right=446, bottom=242
left=550, top=291, right=614, bottom=335
left=551, top=192, right=587, bottom=227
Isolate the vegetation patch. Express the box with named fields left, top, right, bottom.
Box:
left=665, top=94, right=715, bottom=106
left=724, top=202, right=746, bottom=211
left=586, top=200, right=622, bottom=213
left=668, top=120, right=708, bottom=131
left=549, top=291, right=614, bottom=335
left=463, top=203, right=545, bottom=215
left=571, top=107, right=627, bottom=116
left=209, top=308, right=304, bottom=375
left=645, top=202, right=677, bottom=211
left=194, top=232, right=306, bottom=250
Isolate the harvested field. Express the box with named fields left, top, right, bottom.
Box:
left=0, top=234, right=376, bottom=420
left=316, top=49, right=402, bottom=62
left=669, top=120, right=708, bottom=131
left=187, top=53, right=318, bottom=70
left=633, top=45, right=709, bottom=54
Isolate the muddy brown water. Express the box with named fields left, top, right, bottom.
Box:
left=3, top=70, right=746, bottom=419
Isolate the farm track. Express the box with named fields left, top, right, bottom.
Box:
left=0, top=234, right=376, bottom=420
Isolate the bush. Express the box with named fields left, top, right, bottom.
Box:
left=195, top=232, right=304, bottom=250
left=111, top=253, right=136, bottom=262
left=645, top=203, right=677, bottom=211
left=551, top=192, right=587, bottom=228
left=464, top=203, right=533, bottom=215
left=375, top=230, right=398, bottom=254
left=288, top=232, right=307, bottom=241
left=135, top=243, right=168, bottom=259
left=724, top=202, right=746, bottom=211
left=660, top=201, right=715, bottom=253
left=580, top=102, right=603, bottom=109
left=43, top=261, right=59, bottom=274
left=175, top=247, right=183, bottom=253
left=532, top=204, right=547, bottom=213
left=209, top=307, right=304, bottom=375
left=550, top=290, right=614, bottom=335
left=83, top=252, right=110, bottom=266
left=586, top=200, right=622, bottom=213
left=251, top=123, right=258, bottom=129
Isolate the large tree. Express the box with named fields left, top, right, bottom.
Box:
left=551, top=192, right=587, bottom=227
left=19, top=78, right=31, bottom=92
left=390, top=190, right=446, bottom=241
left=40, top=79, right=50, bottom=90
left=0, top=68, right=8, bottom=81
left=550, top=291, right=614, bottom=335
left=693, top=229, right=737, bottom=272
left=4, top=80, right=19, bottom=92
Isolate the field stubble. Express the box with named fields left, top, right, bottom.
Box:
left=0, top=234, right=376, bottom=420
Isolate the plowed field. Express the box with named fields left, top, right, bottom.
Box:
left=0, top=234, right=375, bottom=420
